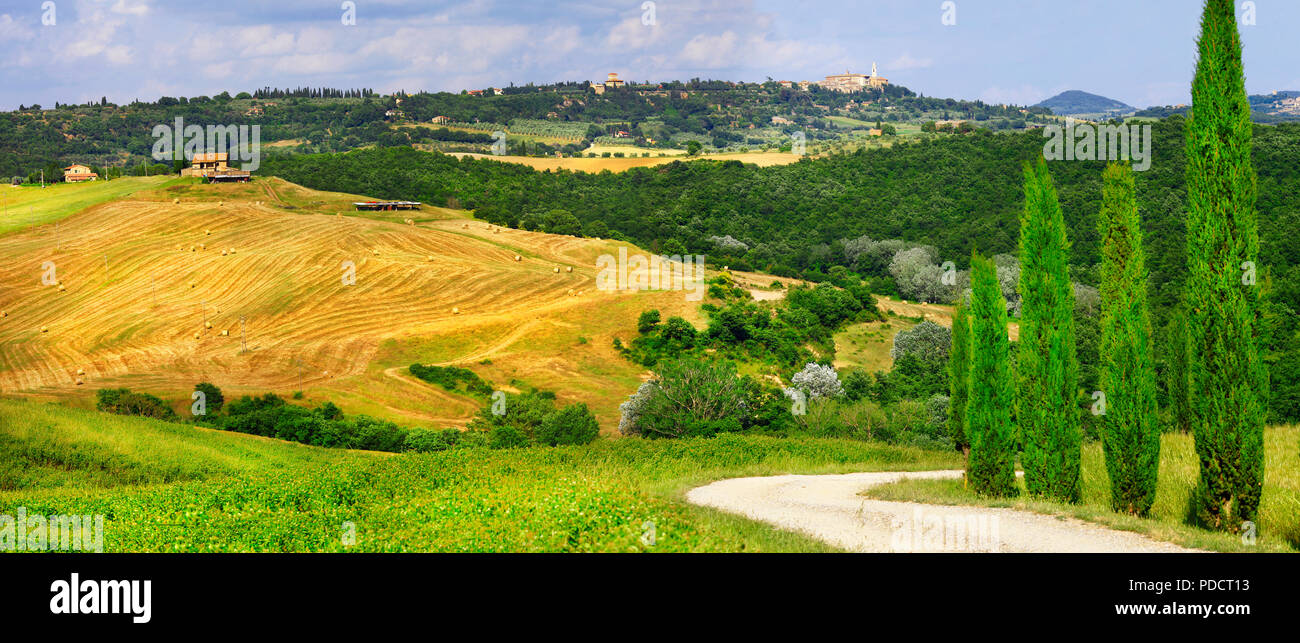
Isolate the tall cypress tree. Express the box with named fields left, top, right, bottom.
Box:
left=965, top=253, right=1018, bottom=497
left=1184, top=0, right=1266, bottom=530
left=1166, top=313, right=1192, bottom=434
left=948, top=301, right=972, bottom=454
left=1098, top=162, right=1160, bottom=516
left=1016, top=160, right=1081, bottom=503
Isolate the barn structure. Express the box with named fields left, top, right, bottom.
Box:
left=182, top=153, right=252, bottom=182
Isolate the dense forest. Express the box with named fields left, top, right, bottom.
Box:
left=260, top=118, right=1300, bottom=422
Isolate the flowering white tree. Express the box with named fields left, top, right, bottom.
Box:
left=790, top=363, right=844, bottom=399
left=618, top=381, right=658, bottom=435
left=891, top=321, right=952, bottom=364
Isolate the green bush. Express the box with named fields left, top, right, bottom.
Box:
left=490, top=424, right=531, bottom=449
left=535, top=403, right=600, bottom=446
left=96, top=388, right=178, bottom=421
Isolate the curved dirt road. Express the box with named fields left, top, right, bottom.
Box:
left=686, top=470, right=1200, bottom=553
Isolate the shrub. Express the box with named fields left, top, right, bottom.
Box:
left=194, top=382, right=224, bottom=414
left=96, top=388, right=178, bottom=421
left=403, top=427, right=464, bottom=453
left=535, top=403, right=599, bottom=446
left=408, top=364, right=493, bottom=397
left=637, top=309, right=661, bottom=333
left=489, top=424, right=531, bottom=449
left=620, top=358, right=748, bottom=438
left=891, top=321, right=951, bottom=365
left=790, top=362, right=844, bottom=399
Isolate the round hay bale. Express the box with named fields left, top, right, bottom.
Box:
left=190, top=245, right=196, bottom=252
left=567, top=289, right=575, bottom=296
left=229, top=248, right=235, bottom=254
left=193, top=332, right=201, bottom=339
left=221, top=249, right=228, bottom=256
left=452, top=307, right=460, bottom=315
left=205, top=229, right=212, bottom=236
left=76, top=368, right=85, bottom=376
left=514, top=255, right=522, bottom=262
left=219, top=201, right=224, bottom=207
left=199, top=243, right=206, bottom=250
left=188, top=281, right=196, bottom=289
left=58, top=284, right=66, bottom=292
left=205, top=321, right=213, bottom=329
left=75, top=378, right=83, bottom=386
left=553, top=267, right=560, bottom=273
left=565, top=266, right=573, bottom=273
left=40, top=326, right=49, bottom=333
left=173, top=198, right=179, bottom=204
left=1, top=310, right=7, bottom=317
left=220, top=329, right=229, bottom=336
left=427, top=255, right=434, bottom=262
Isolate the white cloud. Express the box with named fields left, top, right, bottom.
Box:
left=203, top=61, right=234, bottom=78
left=232, top=25, right=295, bottom=57
left=888, top=53, right=933, bottom=71
left=0, top=14, right=35, bottom=41
left=605, top=16, right=660, bottom=50
left=678, top=31, right=741, bottom=68
left=110, top=0, right=150, bottom=16
left=979, top=84, right=1054, bottom=107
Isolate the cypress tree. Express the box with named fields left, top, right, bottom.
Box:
left=965, top=253, right=1018, bottom=497
left=1166, top=313, right=1192, bottom=434
left=1184, top=0, right=1266, bottom=530
left=1016, top=159, right=1081, bottom=503
left=948, top=301, right=971, bottom=454
left=1097, top=162, right=1160, bottom=516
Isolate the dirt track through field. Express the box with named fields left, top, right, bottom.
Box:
left=687, top=471, right=1200, bottom=552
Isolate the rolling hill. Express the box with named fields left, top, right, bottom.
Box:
left=1035, top=90, right=1134, bottom=116
left=0, top=177, right=707, bottom=430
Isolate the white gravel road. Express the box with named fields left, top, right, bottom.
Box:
left=686, top=470, right=1200, bottom=553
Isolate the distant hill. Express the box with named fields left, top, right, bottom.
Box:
left=1134, top=90, right=1300, bottom=123
left=1035, top=90, right=1134, bottom=116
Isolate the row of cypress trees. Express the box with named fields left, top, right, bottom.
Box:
left=946, top=0, right=1265, bottom=530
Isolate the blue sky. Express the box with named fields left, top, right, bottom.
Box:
left=0, top=0, right=1295, bottom=111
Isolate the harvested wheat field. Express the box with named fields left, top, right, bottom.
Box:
left=0, top=179, right=705, bottom=431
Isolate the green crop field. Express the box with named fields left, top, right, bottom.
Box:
left=0, top=399, right=963, bottom=552
left=0, top=176, right=180, bottom=236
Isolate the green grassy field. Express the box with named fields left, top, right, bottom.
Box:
left=865, top=426, right=1300, bottom=552
left=0, top=176, right=180, bottom=236
left=0, top=399, right=964, bottom=552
